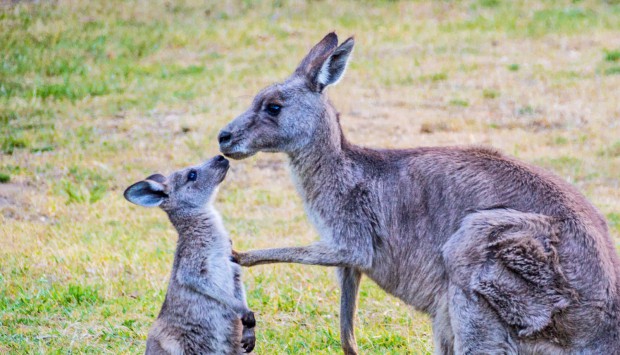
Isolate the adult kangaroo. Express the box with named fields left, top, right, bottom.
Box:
left=218, top=32, right=620, bottom=354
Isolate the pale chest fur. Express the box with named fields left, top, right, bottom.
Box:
left=290, top=167, right=336, bottom=245
left=194, top=208, right=236, bottom=294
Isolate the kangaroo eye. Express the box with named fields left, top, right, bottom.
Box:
left=265, top=103, right=282, bottom=116
left=187, top=170, right=198, bottom=182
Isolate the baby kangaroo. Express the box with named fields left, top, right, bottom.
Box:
left=124, top=155, right=256, bottom=354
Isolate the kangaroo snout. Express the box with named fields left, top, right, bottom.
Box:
left=218, top=129, right=249, bottom=159
left=218, top=130, right=232, bottom=145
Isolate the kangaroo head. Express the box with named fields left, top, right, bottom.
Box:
left=219, top=32, right=354, bottom=159
left=124, top=155, right=229, bottom=215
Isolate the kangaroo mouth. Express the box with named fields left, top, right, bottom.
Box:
left=222, top=150, right=256, bottom=160
left=219, top=137, right=256, bottom=160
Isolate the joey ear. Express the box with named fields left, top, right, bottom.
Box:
left=146, top=173, right=166, bottom=183
left=315, top=36, right=354, bottom=90
left=124, top=179, right=168, bottom=207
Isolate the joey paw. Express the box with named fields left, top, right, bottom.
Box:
left=241, top=327, right=255, bottom=353
left=241, top=310, right=256, bottom=328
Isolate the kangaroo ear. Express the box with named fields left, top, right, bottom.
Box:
left=315, top=36, right=354, bottom=91
left=124, top=178, right=168, bottom=207
left=295, top=32, right=339, bottom=89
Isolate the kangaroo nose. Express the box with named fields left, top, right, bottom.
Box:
left=218, top=130, right=232, bottom=144
left=215, top=155, right=226, bottom=162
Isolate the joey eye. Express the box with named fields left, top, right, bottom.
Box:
left=187, top=170, right=198, bottom=182
left=265, top=103, right=282, bottom=116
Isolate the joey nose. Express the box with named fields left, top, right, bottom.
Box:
left=218, top=130, right=232, bottom=145
left=213, top=154, right=229, bottom=168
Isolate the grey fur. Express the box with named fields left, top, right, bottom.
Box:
left=124, top=156, right=256, bottom=355
left=219, top=32, right=620, bottom=354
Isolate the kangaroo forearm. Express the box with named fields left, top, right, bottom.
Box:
left=181, top=275, right=246, bottom=313
left=204, top=285, right=245, bottom=313
left=233, top=279, right=249, bottom=306
left=239, top=244, right=361, bottom=268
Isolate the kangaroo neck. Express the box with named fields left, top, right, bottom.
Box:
left=287, top=105, right=355, bottom=204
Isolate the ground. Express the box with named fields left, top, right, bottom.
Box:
left=1, top=0, right=619, bottom=353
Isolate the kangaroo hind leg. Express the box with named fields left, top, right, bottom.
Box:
left=443, top=209, right=576, bottom=350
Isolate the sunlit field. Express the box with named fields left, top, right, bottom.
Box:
left=1, top=0, right=619, bottom=353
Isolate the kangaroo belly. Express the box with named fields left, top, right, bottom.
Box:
left=364, top=238, right=448, bottom=313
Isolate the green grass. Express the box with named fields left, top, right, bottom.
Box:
left=604, top=66, right=620, bottom=75
left=1, top=0, right=619, bottom=353
left=449, top=99, right=469, bottom=107
left=605, top=49, right=620, bottom=62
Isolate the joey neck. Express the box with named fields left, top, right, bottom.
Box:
left=167, top=209, right=216, bottom=238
